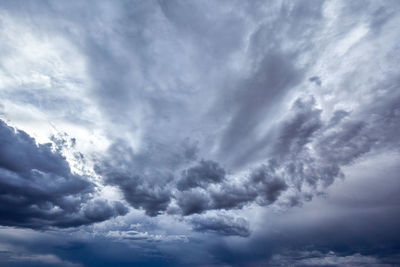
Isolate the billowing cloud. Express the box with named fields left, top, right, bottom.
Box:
left=0, top=120, right=127, bottom=229
left=177, top=160, right=225, bottom=191
left=0, top=0, right=400, bottom=266
left=190, top=215, right=250, bottom=237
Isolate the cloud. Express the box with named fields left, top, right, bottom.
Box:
left=96, top=169, right=171, bottom=217
left=177, top=160, right=225, bottom=191
left=269, top=251, right=387, bottom=267
left=96, top=87, right=399, bottom=218
left=217, top=51, right=303, bottom=165
left=0, top=0, right=400, bottom=266
left=175, top=163, right=287, bottom=215
left=190, top=215, right=250, bottom=237
left=309, top=76, right=322, bottom=86
left=200, top=152, right=400, bottom=266
left=0, top=120, right=127, bottom=229
left=2, top=252, right=83, bottom=267
left=107, top=229, right=188, bottom=243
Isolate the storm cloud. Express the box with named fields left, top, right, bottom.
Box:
left=0, top=0, right=399, bottom=266
left=0, top=119, right=127, bottom=229
left=190, top=215, right=250, bottom=237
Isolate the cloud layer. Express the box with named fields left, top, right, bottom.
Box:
left=0, top=0, right=399, bottom=266
left=0, top=119, right=127, bottom=229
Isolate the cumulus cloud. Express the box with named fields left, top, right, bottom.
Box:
left=0, top=120, right=127, bottom=229
left=96, top=88, right=400, bottom=217
left=1, top=0, right=400, bottom=266
left=95, top=155, right=173, bottom=217
left=177, top=160, right=225, bottom=191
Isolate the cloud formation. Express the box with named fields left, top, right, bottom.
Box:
left=0, top=120, right=127, bottom=229
left=190, top=215, right=250, bottom=237
left=0, top=0, right=400, bottom=266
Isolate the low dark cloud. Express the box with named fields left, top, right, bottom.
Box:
left=190, top=215, right=250, bottom=237
left=95, top=90, right=400, bottom=218
left=91, top=81, right=400, bottom=238
left=205, top=155, right=400, bottom=266
left=1, top=0, right=400, bottom=266
left=176, top=190, right=211, bottom=216
left=177, top=160, right=225, bottom=191
left=102, top=171, right=171, bottom=217
left=0, top=120, right=127, bottom=229
left=175, top=163, right=287, bottom=215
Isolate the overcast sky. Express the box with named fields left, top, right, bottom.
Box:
left=0, top=1, right=400, bottom=266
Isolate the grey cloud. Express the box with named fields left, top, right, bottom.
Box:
left=210, top=153, right=400, bottom=266
left=309, top=76, right=322, bottom=86
left=0, top=120, right=127, bottom=229
left=2, top=0, right=398, bottom=223
left=185, top=90, right=395, bottom=215
left=184, top=97, right=325, bottom=213
left=212, top=1, right=326, bottom=169
left=316, top=121, right=375, bottom=166
left=176, top=163, right=287, bottom=215
left=176, top=189, right=210, bottom=216
left=159, top=0, right=245, bottom=63
left=83, top=200, right=128, bottom=224
left=0, top=121, right=71, bottom=177
left=8, top=0, right=336, bottom=219
left=250, top=168, right=288, bottom=205
left=98, top=170, right=171, bottom=217
left=1, top=0, right=400, bottom=266
left=218, top=51, right=303, bottom=167
left=170, top=96, right=326, bottom=216
left=107, top=229, right=188, bottom=243
left=96, top=87, right=400, bottom=219
left=209, top=183, right=258, bottom=211
left=206, top=166, right=287, bottom=212
left=273, top=97, right=323, bottom=159
left=94, top=139, right=196, bottom=216
left=268, top=250, right=388, bottom=267
left=190, top=215, right=250, bottom=237
left=96, top=94, right=366, bottom=217
left=177, top=160, right=225, bottom=191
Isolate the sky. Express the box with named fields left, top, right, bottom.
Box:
left=0, top=0, right=399, bottom=266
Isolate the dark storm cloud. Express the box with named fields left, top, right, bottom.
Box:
left=174, top=97, right=323, bottom=216
left=175, top=163, right=287, bottom=215
left=99, top=170, right=171, bottom=217
left=176, top=87, right=400, bottom=216
left=98, top=152, right=283, bottom=217
left=190, top=215, right=250, bottom=237
left=177, top=160, right=225, bottom=191
left=1, top=0, right=400, bottom=266
left=208, top=183, right=258, bottom=211
left=176, top=190, right=210, bottom=216
left=8, top=0, right=330, bottom=218
left=94, top=139, right=195, bottom=217
left=0, top=120, right=127, bottom=229
left=1, top=0, right=398, bottom=221
left=208, top=165, right=288, bottom=211
left=250, top=167, right=288, bottom=205
left=94, top=99, right=327, bottom=218
left=272, top=97, right=323, bottom=159
left=96, top=89, right=399, bottom=218
left=205, top=155, right=400, bottom=266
